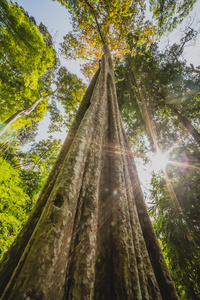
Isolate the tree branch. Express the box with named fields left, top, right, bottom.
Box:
left=190, top=63, right=200, bottom=74
left=0, top=87, right=59, bottom=138
left=84, top=0, right=106, bottom=45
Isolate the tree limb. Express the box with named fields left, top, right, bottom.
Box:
left=84, top=0, right=106, bottom=45
left=190, top=64, right=200, bottom=74
left=0, top=87, right=60, bottom=138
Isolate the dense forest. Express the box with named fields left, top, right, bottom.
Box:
left=0, top=0, right=200, bottom=299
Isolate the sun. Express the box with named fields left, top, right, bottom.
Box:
left=150, top=151, right=169, bottom=172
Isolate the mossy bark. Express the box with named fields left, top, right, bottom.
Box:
left=0, top=45, right=178, bottom=300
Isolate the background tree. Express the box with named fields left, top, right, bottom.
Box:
left=0, top=137, right=62, bottom=257
left=0, top=155, right=29, bottom=258
left=0, top=87, right=59, bottom=138
left=0, top=0, right=56, bottom=135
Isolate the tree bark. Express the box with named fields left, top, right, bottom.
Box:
left=0, top=45, right=178, bottom=300
left=170, top=105, right=200, bottom=147
left=0, top=88, right=59, bottom=137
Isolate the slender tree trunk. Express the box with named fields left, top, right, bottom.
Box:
left=0, top=88, right=58, bottom=137
left=170, top=105, right=200, bottom=147
left=0, top=46, right=178, bottom=300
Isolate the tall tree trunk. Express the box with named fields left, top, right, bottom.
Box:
left=0, top=88, right=58, bottom=137
left=0, top=45, right=178, bottom=300
left=170, top=105, right=200, bottom=147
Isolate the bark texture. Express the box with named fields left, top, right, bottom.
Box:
left=0, top=45, right=179, bottom=300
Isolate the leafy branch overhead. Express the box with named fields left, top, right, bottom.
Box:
left=57, top=0, right=157, bottom=77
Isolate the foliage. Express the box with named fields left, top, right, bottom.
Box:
left=0, top=156, right=29, bottom=257
left=0, top=137, right=62, bottom=257
left=115, top=41, right=200, bottom=151
left=150, top=0, right=197, bottom=32
left=46, top=67, right=87, bottom=133
left=0, top=0, right=86, bottom=138
left=56, top=0, right=157, bottom=77
left=17, top=121, right=39, bottom=146
left=55, top=67, right=87, bottom=124
left=20, top=137, right=62, bottom=201
left=0, top=0, right=56, bottom=132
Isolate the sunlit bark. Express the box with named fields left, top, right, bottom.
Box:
left=0, top=46, right=178, bottom=300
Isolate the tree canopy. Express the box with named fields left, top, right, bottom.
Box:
left=0, top=0, right=56, bottom=133
left=57, top=0, right=157, bottom=77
